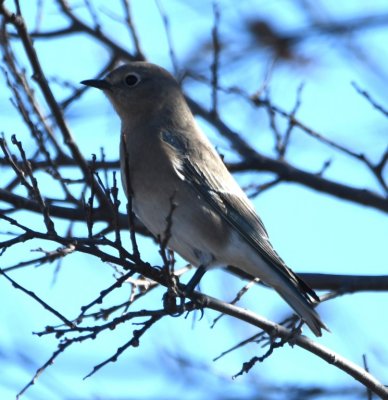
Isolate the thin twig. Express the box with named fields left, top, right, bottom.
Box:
left=155, top=0, right=179, bottom=75
left=0, top=269, right=75, bottom=328
left=83, top=314, right=162, bottom=379
left=352, top=81, right=388, bottom=117
left=210, top=3, right=221, bottom=115
left=0, top=2, right=112, bottom=211
left=120, top=0, right=145, bottom=59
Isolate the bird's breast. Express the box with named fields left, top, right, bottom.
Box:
left=120, top=129, right=232, bottom=267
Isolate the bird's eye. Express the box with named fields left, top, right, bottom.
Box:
left=124, top=73, right=140, bottom=87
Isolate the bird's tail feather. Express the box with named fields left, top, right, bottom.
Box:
left=274, top=280, right=328, bottom=337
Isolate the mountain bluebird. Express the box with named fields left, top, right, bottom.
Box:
left=81, top=62, right=327, bottom=336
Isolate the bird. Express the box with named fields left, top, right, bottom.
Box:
left=81, top=61, right=327, bottom=336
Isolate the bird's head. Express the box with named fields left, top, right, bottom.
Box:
left=81, top=62, right=185, bottom=126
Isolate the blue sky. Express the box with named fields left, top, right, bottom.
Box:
left=1, top=1, right=387, bottom=399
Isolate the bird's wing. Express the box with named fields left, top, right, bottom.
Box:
left=161, top=129, right=318, bottom=303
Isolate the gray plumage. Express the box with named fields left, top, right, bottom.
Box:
left=81, top=62, right=328, bottom=336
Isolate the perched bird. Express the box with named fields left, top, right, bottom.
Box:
left=81, top=62, right=327, bottom=336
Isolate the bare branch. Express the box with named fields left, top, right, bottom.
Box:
left=352, top=81, right=388, bottom=118
left=200, top=293, right=388, bottom=398
left=0, top=2, right=112, bottom=210
left=210, top=3, right=221, bottom=115
left=229, top=158, right=388, bottom=213
left=0, top=269, right=75, bottom=328
left=155, top=0, right=179, bottom=75
left=120, top=0, right=145, bottom=60
left=83, top=314, right=162, bottom=379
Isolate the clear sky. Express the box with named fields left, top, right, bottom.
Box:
left=0, top=1, right=387, bottom=399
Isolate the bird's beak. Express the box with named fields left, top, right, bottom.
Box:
left=81, top=79, right=112, bottom=91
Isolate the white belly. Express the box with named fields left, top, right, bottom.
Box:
left=132, top=192, right=221, bottom=267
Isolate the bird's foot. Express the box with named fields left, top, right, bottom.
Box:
left=162, top=289, right=186, bottom=316
left=162, top=278, right=207, bottom=319
left=162, top=273, right=186, bottom=316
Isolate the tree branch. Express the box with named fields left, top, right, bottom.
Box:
left=0, top=2, right=111, bottom=210
left=200, top=293, right=388, bottom=398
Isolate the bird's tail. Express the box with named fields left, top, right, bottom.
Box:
left=273, top=275, right=328, bottom=336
